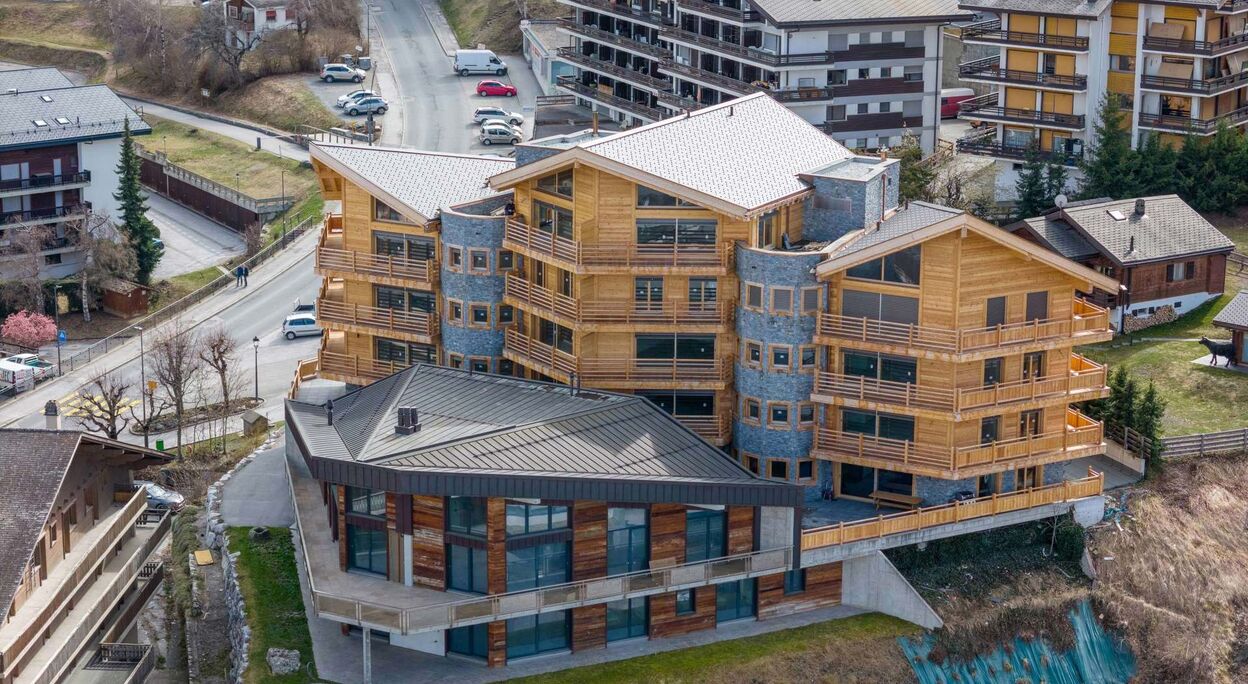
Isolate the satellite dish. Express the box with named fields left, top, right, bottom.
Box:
left=1054, top=194, right=1069, bottom=208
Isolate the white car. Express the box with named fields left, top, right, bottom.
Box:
left=320, top=63, right=365, bottom=83
left=3, top=353, right=54, bottom=380
left=282, top=313, right=323, bottom=340
left=473, top=106, right=524, bottom=125
left=480, top=123, right=521, bottom=146
left=479, top=118, right=522, bottom=131
left=337, top=89, right=378, bottom=107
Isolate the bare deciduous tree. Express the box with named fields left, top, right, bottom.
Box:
left=198, top=327, right=242, bottom=455
left=151, top=320, right=204, bottom=456
left=193, top=2, right=264, bottom=89
left=76, top=372, right=134, bottom=439
left=1, top=220, right=54, bottom=312
left=128, top=382, right=173, bottom=439
left=68, top=212, right=137, bottom=323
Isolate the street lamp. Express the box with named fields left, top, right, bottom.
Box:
left=252, top=336, right=260, bottom=401
left=52, top=284, right=61, bottom=377
left=137, top=325, right=149, bottom=448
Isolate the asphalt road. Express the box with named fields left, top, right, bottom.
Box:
left=149, top=194, right=245, bottom=279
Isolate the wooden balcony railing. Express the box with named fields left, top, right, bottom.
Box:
left=320, top=349, right=408, bottom=383
left=315, top=245, right=436, bottom=285
left=505, top=274, right=730, bottom=327
left=1142, top=29, right=1248, bottom=56
left=801, top=467, right=1104, bottom=550
left=813, top=409, right=1104, bottom=478
left=816, top=299, right=1111, bottom=356
left=961, top=20, right=1089, bottom=51
left=503, top=217, right=733, bottom=271
left=318, top=298, right=438, bottom=340
left=504, top=329, right=729, bottom=384
left=673, top=412, right=733, bottom=444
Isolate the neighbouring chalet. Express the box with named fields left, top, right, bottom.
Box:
left=0, top=67, right=150, bottom=281
left=1009, top=195, right=1235, bottom=333
left=224, top=0, right=299, bottom=46
left=1213, top=291, right=1248, bottom=366
left=0, top=428, right=171, bottom=684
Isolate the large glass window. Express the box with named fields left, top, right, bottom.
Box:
left=538, top=319, right=574, bottom=354
left=688, top=278, right=717, bottom=304
left=373, top=198, right=415, bottom=224
left=636, top=185, right=697, bottom=207
left=685, top=509, right=725, bottom=563
left=375, top=338, right=436, bottom=366
left=347, top=526, right=386, bottom=575
left=374, top=231, right=433, bottom=259
left=638, top=391, right=715, bottom=417
left=839, top=464, right=913, bottom=497
left=447, top=497, right=487, bottom=537
left=840, top=290, right=919, bottom=325
left=536, top=169, right=573, bottom=198
left=506, top=611, right=569, bottom=659
left=347, top=487, right=385, bottom=517
left=375, top=286, right=435, bottom=313
left=447, top=543, right=488, bottom=593
left=606, top=597, right=648, bottom=641
left=533, top=201, right=573, bottom=239
left=505, top=502, right=569, bottom=536
left=635, top=218, right=716, bottom=244
left=635, top=334, right=715, bottom=360
left=607, top=507, right=648, bottom=576
left=447, top=624, right=488, bottom=659
left=716, top=579, right=755, bottom=622
left=507, top=542, right=570, bottom=592
left=842, top=351, right=916, bottom=384
left=840, top=409, right=914, bottom=442
left=845, top=245, right=921, bottom=285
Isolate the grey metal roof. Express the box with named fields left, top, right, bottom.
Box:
left=826, top=201, right=964, bottom=259
left=577, top=94, right=853, bottom=214
left=1213, top=291, right=1248, bottom=331
left=521, top=20, right=568, bottom=54
left=1011, top=215, right=1100, bottom=260
left=0, top=67, right=75, bottom=93
left=1050, top=195, right=1234, bottom=266
left=959, top=0, right=1112, bottom=17
left=312, top=144, right=514, bottom=221
left=286, top=365, right=799, bottom=505
left=753, top=0, right=971, bottom=26
left=0, top=84, right=150, bottom=151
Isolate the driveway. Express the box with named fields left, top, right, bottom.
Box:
left=149, top=193, right=245, bottom=278
left=220, top=445, right=295, bottom=527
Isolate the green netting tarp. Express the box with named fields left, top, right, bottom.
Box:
left=898, top=600, right=1136, bottom=684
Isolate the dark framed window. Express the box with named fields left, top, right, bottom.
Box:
left=498, top=359, right=515, bottom=376
left=498, top=249, right=515, bottom=270
left=771, top=346, right=790, bottom=369
left=744, top=398, right=760, bottom=422
left=376, top=286, right=434, bottom=313
left=498, top=305, right=514, bottom=324
left=716, top=579, right=755, bottom=622
left=689, top=278, right=717, bottom=303
left=745, top=283, right=763, bottom=309
left=798, top=459, right=814, bottom=480
left=469, top=250, right=488, bottom=272
left=533, top=201, right=573, bottom=239
left=606, top=597, right=648, bottom=642
left=636, top=334, right=714, bottom=360
left=1019, top=409, right=1042, bottom=437
left=373, top=198, right=414, bottom=224
left=505, top=502, right=569, bottom=536
left=768, top=459, right=789, bottom=480
left=639, top=391, right=714, bottom=416
left=841, top=409, right=915, bottom=442
left=506, top=542, right=570, bottom=591
left=744, top=454, right=760, bottom=474
left=447, top=623, right=488, bottom=659
left=635, top=277, right=664, bottom=304
left=447, top=543, right=488, bottom=593
left=636, top=218, right=716, bottom=245
left=347, top=487, right=385, bottom=517
left=448, top=247, right=463, bottom=269
left=636, top=185, right=696, bottom=207
left=1025, top=291, right=1049, bottom=321
left=783, top=569, right=806, bottom=595
left=675, top=589, right=696, bottom=615
left=447, top=497, right=487, bottom=537
left=506, top=611, right=569, bottom=659
left=983, top=357, right=1003, bottom=385
left=607, top=507, right=648, bottom=575
left=1022, top=351, right=1045, bottom=380
left=346, top=526, right=386, bottom=575
left=374, top=231, right=433, bottom=260
left=985, top=296, right=1007, bottom=327
left=470, top=305, right=490, bottom=325
left=537, top=319, right=574, bottom=354
left=845, top=246, right=921, bottom=285
left=769, top=403, right=790, bottom=426
left=843, top=351, right=916, bottom=384
left=800, top=347, right=817, bottom=369
left=685, top=509, right=726, bottom=563
left=374, top=338, right=435, bottom=365
left=536, top=169, right=573, bottom=198
left=840, top=290, right=919, bottom=325
left=469, top=358, right=490, bottom=373
left=981, top=416, right=1000, bottom=444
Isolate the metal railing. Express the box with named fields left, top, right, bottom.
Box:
left=1139, top=68, right=1248, bottom=95
left=575, top=0, right=669, bottom=25
left=86, top=643, right=154, bottom=684
left=958, top=101, right=1086, bottom=129
left=801, top=468, right=1104, bottom=550
left=556, top=47, right=671, bottom=92
left=1138, top=105, right=1248, bottom=134
left=955, top=134, right=1080, bottom=166
left=1142, top=29, right=1248, bottom=56
left=961, top=20, right=1089, bottom=51
left=677, top=0, right=761, bottom=22
left=958, top=57, right=1088, bottom=90
left=556, top=19, right=672, bottom=60
left=659, top=59, right=762, bottom=95
left=0, top=204, right=89, bottom=224
left=0, top=171, right=91, bottom=194
left=555, top=77, right=665, bottom=121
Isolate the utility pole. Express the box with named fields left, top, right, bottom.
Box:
left=252, top=336, right=260, bottom=400
left=137, top=325, right=149, bottom=448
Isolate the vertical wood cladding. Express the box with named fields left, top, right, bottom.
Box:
left=572, top=501, right=607, bottom=581
left=336, top=486, right=347, bottom=572
left=727, top=506, right=755, bottom=555
left=757, top=563, right=843, bottom=620
left=650, top=585, right=718, bottom=638
left=487, top=620, right=507, bottom=668
left=572, top=604, right=607, bottom=652
left=486, top=498, right=507, bottom=594
left=649, top=503, right=686, bottom=565
left=411, top=495, right=445, bottom=589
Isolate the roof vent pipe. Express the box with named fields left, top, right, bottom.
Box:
left=1128, top=235, right=1135, bottom=253
left=396, top=406, right=421, bottom=435
left=1134, top=198, right=1146, bottom=216
left=325, top=399, right=334, bottom=426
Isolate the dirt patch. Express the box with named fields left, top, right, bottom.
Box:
left=210, top=75, right=343, bottom=131
left=0, top=38, right=107, bottom=79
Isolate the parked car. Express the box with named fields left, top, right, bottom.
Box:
left=479, top=118, right=522, bottom=131
left=293, top=298, right=315, bottom=314
left=321, top=63, right=366, bottom=83
left=476, top=80, right=517, bottom=97
left=3, top=353, right=54, bottom=381
left=0, top=360, right=36, bottom=390
left=337, top=89, right=378, bottom=107
left=345, top=96, right=388, bottom=116
left=473, top=106, right=524, bottom=125
left=454, top=49, right=507, bottom=76
left=480, top=123, right=521, bottom=146
left=282, top=313, right=323, bottom=340
left=135, top=480, right=185, bottom=511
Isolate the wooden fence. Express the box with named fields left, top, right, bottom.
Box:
left=1108, top=423, right=1248, bottom=459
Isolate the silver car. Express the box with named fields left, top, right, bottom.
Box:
left=473, top=106, right=524, bottom=125
left=480, top=123, right=521, bottom=146
left=345, top=96, right=388, bottom=116
left=282, top=313, right=323, bottom=340
left=337, top=89, right=377, bottom=107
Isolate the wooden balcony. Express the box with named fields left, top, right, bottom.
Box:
left=960, top=20, right=1089, bottom=52
left=502, top=217, right=733, bottom=274
left=504, top=274, right=730, bottom=330
left=801, top=467, right=1104, bottom=550
left=315, top=243, right=437, bottom=288
left=958, top=56, right=1087, bottom=91
left=317, top=298, right=438, bottom=344
left=504, top=328, right=730, bottom=388
left=319, top=348, right=408, bottom=384
left=674, top=412, right=733, bottom=445
left=812, top=409, right=1106, bottom=479
left=958, top=99, right=1086, bottom=131
left=815, top=298, right=1112, bottom=360
left=1142, top=29, right=1248, bottom=57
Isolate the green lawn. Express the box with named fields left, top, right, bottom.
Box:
left=508, top=613, right=919, bottom=684
left=141, top=116, right=317, bottom=200
left=227, top=527, right=317, bottom=684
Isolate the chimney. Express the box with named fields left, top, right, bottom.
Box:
left=325, top=398, right=334, bottom=426
left=395, top=406, right=421, bottom=435
left=44, top=400, right=60, bottom=430
left=1134, top=198, right=1146, bottom=216
left=728, top=104, right=734, bottom=117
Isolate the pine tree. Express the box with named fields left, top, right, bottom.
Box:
left=1133, top=133, right=1178, bottom=197
left=1135, top=381, right=1167, bottom=469
left=1103, top=366, right=1131, bottom=429
left=1044, top=162, right=1069, bottom=204
left=1079, top=94, right=1137, bottom=200
left=897, top=132, right=935, bottom=203
left=1201, top=121, right=1246, bottom=213
left=1014, top=146, right=1049, bottom=220
left=113, top=118, right=163, bottom=284
left=1175, top=131, right=1207, bottom=204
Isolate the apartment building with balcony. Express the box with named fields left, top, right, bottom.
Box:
left=0, top=67, right=150, bottom=280
left=0, top=429, right=171, bottom=684
left=955, top=0, right=1248, bottom=197
left=554, top=0, right=970, bottom=152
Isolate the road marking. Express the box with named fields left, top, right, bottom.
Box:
left=59, top=394, right=142, bottom=417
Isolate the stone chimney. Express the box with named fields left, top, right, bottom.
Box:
left=1134, top=198, right=1146, bottom=216
left=44, top=400, right=60, bottom=430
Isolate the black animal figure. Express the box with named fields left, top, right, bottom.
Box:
left=1199, top=336, right=1238, bottom=367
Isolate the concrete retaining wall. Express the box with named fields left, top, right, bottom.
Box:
left=841, top=551, right=942, bottom=629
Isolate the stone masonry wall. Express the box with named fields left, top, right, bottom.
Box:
left=439, top=208, right=508, bottom=366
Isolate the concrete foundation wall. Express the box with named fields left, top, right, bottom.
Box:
left=841, top=551, right=942, bottom=629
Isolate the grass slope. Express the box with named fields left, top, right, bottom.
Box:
left=211, top=75, right=343, bottom=132
left=0, top=1, right=108, bottom=51
left=438, top=0, right=563, bottom=52
left=509, top=613, right=919, bottom=684
left=228, top=527, right=317, bottom=684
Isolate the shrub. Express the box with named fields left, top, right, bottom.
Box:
left=1, top=310, right=57, bottom=348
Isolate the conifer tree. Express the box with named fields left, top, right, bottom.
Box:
left=1014, top=146, right=1049, bottom=220
left=1133, top=133, right=1178, bottom=197
left=1079, top=95, right=1136, bottom=200
left=113, top=118, right=163, bottom=284
left=1135, top=381, right=1167, bottom=469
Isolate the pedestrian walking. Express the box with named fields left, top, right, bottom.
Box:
left=234, top=265, right=244, bottom=287
left=242, top=265, right=250, bottom=287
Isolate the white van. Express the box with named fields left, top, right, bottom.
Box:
left=455, top=49, right=508, bottom=77
left=0, top=360, right=36, bottom=392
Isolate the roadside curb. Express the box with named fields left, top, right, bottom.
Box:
left=418, top=0, right=461, bottom=57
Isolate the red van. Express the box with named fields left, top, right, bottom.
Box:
left=940, top=88, right=976, bottom=118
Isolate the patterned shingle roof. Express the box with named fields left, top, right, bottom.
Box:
left=1213, top=291, right=1248, bottom=331
left=827, top=201, right=964, bottom=259
left=0, top=84, right=149, bottom=151
left=0, top=67, right=75, bottom=93
left=753, top=0, right=970, bottom=26
left=959, top=0, right=1113, bottom=17
left=1012, top=215, right=1100, bottom=260
left=1051, top=195, right=1234, bottom=266
left=312, top=145, right=514, bottom=221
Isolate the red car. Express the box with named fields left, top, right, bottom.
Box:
left=477, top=80, right=517, bottom=97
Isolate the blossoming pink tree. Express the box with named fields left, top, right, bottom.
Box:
left=1, top=310, right=57, bottom=349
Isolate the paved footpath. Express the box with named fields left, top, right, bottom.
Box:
left=124, top=98, right=311, bottom=163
